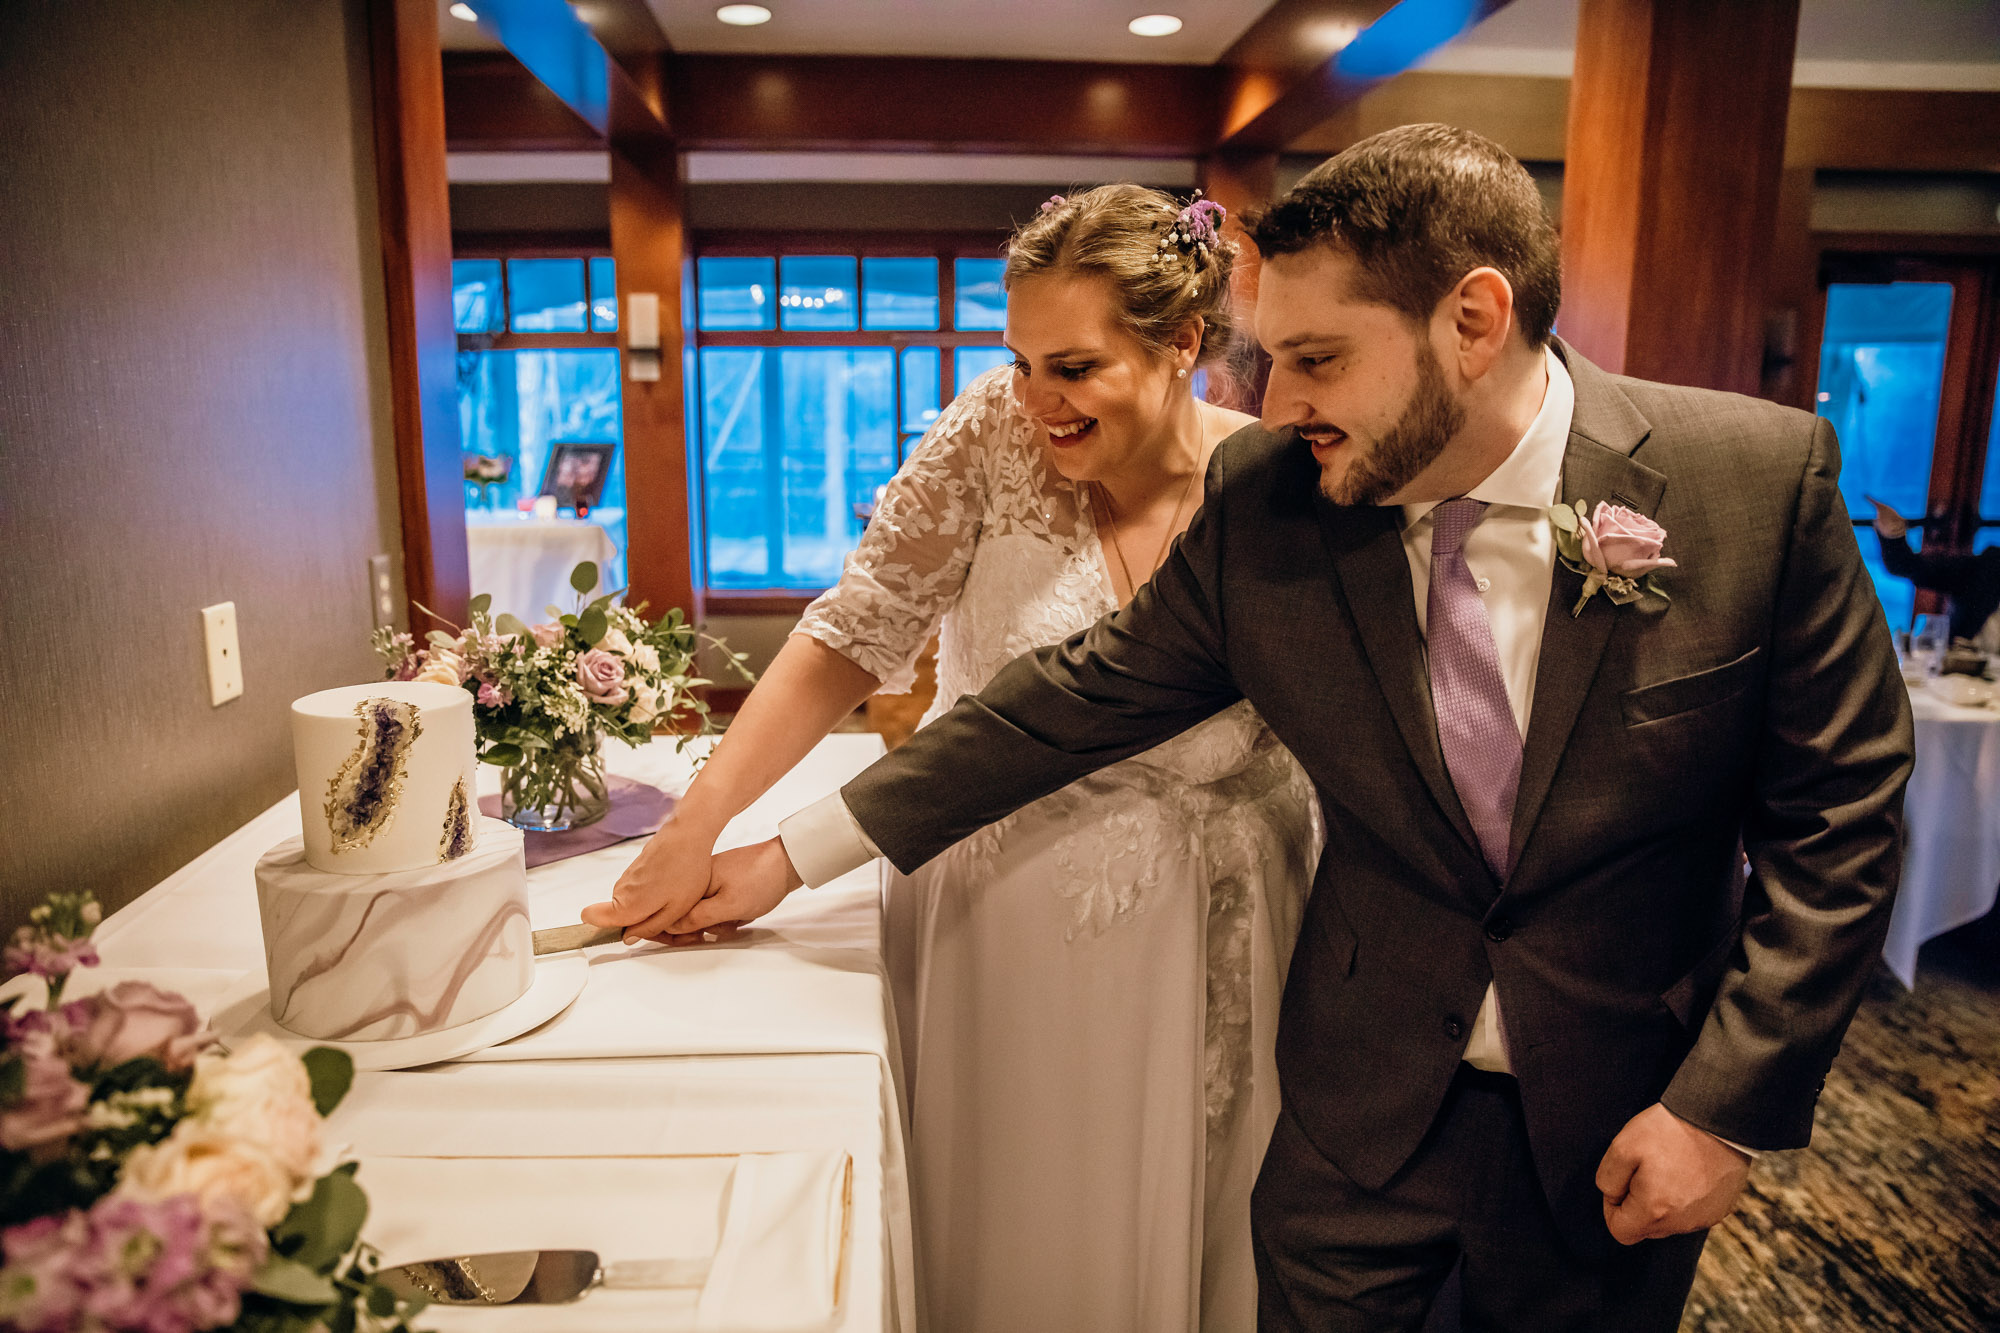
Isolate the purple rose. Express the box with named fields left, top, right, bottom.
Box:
left=62, top=983, right=211, bottom=1072
left=0, top=1034, right=89, bottom=1152
left=575, top=649, right=629, bottom=705
left=1579, top=503, right=1677, bottom=578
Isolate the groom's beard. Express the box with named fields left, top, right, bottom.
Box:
left=1321, top=343, right=1466, bottom=507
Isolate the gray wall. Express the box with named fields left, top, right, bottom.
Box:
left=0, top=0, right=403, bottom=930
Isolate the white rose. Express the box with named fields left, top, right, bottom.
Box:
left=600, top=627, right=634, bottom=657
left=414, top=648, right=467, bottom=686
left=118, top=1124, right=296, bottom=1227
left=631, top=644, right=660, bottom=673
left=187, top=1035, right=322, bottom=1184
left=629, top=678, right=663, bottom=726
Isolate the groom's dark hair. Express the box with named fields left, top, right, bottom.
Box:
left=1248, top=123, right=1562, bottom=347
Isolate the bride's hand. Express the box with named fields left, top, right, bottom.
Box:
left=662, top=838, right=804, bottom=937
left=582, top=817, right=719, bottom=944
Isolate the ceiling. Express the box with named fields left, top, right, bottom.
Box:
left=440, top=0, right=2000, bottom=86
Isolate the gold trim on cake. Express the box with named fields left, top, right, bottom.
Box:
left=439, top=776, right=472, bottom=861
left=324, top=698, right=424, bottom=853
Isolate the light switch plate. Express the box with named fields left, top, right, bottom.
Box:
left=200, top=602, right=243, bottom=706
left=368, top=554, right=396, bottom=630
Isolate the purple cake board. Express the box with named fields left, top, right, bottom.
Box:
left=478, top=776, right=677, bottom=869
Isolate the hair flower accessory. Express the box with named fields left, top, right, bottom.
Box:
left=1548, top=500, right=1675, bottom=616
left=1153, top=191, right=1227, bottom=265
left=1039, top=194, right=1067, bottom=213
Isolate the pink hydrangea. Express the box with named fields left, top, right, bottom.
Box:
left=477, top=681, right=511, bottom=708
left=3, top=929, right=99, bottom=984
left=0, top=1193, right=265, bottom=1333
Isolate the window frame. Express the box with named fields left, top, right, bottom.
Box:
left=454, top=242, right=620, bottom=352
left=689, top=229, right=1011, bottom=612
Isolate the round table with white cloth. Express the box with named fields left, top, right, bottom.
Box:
left=1884, top=680, right=2000, bottom=986
left=466, top=511, right=618, bottom=620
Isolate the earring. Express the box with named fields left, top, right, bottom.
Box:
left=1176, top=368, right=1189, bottom=380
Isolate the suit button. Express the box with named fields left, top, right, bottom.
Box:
left=1485, top=918, right=1512, bottom=942
left=1443, top=1017, right=1465, bottom=1040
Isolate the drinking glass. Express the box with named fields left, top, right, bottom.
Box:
left=1909, top=613, right=1950, bottom=675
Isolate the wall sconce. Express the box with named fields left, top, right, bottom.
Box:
left=627, top=291, right=661, bottom=382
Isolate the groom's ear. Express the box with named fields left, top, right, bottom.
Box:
left=1441, top=266, right=1517, bottom=381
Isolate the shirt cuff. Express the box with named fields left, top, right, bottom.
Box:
left=777, top=793, right=882, bottom=889
left=1662, top=1105, right=1761, bottom=1160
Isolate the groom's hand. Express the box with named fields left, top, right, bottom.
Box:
left=663, top=837, right=805, bottom=938
left=582, top=816, right=718, bottom=945
left=1595, top=1103, right=1751, bottom=1246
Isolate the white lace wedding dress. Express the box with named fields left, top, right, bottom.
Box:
left=798, top=370, right=1320, bottom=1333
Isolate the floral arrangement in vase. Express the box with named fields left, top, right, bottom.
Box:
left=0, top=892, right=427, bottom=1333
left=371, top=561, right=748, bottom=832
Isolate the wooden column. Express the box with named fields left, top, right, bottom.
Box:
left=368, top=0, right=470, bottom=627
left=610, top=140, right=699, bottom=621
left=1559, top=0, right=1801, bottom=394
left=1199, top=149, right=1278, bottom=413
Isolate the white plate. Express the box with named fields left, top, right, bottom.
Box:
left=211, top=954, right=590, bottom=1072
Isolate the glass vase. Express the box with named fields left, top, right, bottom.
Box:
left=499, top=732, right=609, bottom=832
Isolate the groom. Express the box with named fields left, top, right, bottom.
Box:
left=659, top=125, right=1914, bottom=1329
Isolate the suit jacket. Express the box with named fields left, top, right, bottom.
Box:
left=840, top=342, right=1914, bottom=1252
left=1879, top=531, right=2000, bottom=643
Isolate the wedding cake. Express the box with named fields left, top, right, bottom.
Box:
left=253, top=682, right=534, bottom=1041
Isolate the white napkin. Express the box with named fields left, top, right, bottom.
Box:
left=359, top=1151, right=849, bottom=1333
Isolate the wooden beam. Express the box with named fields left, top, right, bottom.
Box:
left=444, top=52, right=599, bottom=152
left=1559, top=0, right=1801, bottom=394
left=1785, top=87, right=2000, bottom=172
left=667, top=55, right=1218, bottom=155
left=1287, top=71, right=1572, bottom=162
left=610, top=146, right=700, bottom=623
left=369, top=0, right=471, bottom=628
left=1216, top=0, right=1513, bottom=152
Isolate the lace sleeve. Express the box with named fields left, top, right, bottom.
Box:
left=794, top=371, right=1008, bottom=692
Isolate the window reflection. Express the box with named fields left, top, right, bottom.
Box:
left=506, top=258, right=590, bottom=333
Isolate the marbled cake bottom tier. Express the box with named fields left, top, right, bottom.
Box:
left=255, top=817, right=532, bottom=1041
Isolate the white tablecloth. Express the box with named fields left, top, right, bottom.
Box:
left=466, top=511, right=619, bottom=620
left=91, top=734, right=911, bottom=1333
left=1885, top=684, right=2000, bottom=986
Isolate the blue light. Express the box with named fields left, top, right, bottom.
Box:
left=1336, top=0, right=1481, bottom=81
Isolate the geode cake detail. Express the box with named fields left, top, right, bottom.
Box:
left=324, top=698, right=422, bottom=852
left=438, top=776, right=472, bottom=862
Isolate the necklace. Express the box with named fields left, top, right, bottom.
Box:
left=1095, top=458, right=1200, bottom=600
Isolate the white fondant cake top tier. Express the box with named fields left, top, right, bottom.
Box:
left=292, top=681, right=481, bottom=875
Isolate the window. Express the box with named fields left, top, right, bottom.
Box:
left=690, top=240, right=1012, bottom=597
left=451, top=254, right=627, bottom=588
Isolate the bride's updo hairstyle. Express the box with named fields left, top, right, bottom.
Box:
left=1003, top=184, right=1239, bottom=370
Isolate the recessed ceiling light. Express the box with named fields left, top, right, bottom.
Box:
left=716, top=4, right=772, bottom=24
left=1128, top=14, right=1183, bottom=37
left=448, top=2, right=477, bottom=19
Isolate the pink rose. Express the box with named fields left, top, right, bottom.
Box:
left=0, top=1035, right=89, bottom=1152
left=62, top=983, right=211, bottom=1072
left=531, top=623, right=565, bottom=649
left=575, top=649, right=629, bottom=705
left=1579, top=503, right=1677, bottom=577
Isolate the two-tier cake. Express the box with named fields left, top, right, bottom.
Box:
left=253, top=681, right=534, bottom=1041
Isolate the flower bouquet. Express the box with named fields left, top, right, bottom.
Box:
left=0, top=892, right=427, bottom=1333
left=371, top=561, right=748, bottom=832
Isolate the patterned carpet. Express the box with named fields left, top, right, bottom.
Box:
left=1683, top=918, right=2000, bottom=1332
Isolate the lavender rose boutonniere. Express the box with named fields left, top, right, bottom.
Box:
left=1549, top=500, right=1676, bottom=617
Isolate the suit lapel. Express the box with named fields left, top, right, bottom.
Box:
left=1506, top=345, right=1666, bottom=870
left=1317, top=498, right=1484, bottom=861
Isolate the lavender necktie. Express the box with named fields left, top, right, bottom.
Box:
left=1426, top=498, right=1522, bottom=878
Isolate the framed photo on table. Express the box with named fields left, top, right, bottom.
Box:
left=538, top=441, right=615, bottom=511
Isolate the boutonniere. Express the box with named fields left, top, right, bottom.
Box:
left=1547, top=500, right=1676, bottom=617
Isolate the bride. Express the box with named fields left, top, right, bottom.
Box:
left=586, top=185, right=1320, bottom=1333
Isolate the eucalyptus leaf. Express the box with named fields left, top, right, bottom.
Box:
left=301, top=1047, right=354, bottom=1117
left=578, top=606, right=609, bottom=647
left=251, top=1256, right=339, bottom=1306
left=570, top=561, right=599, bottom=595
left=425, top=630, right=457, bottom=648
left=482, top=743, right=524, bottom=767
left=496, top=612, right=531, bottom=638
left=468, top=593, right=492, bottom=616
left=1548, top=504, right=1577, bottom=533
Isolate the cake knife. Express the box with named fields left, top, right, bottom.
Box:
left=376, top=1249, right=708, bottom=1304
left=530, top=923, right=625, bottom=954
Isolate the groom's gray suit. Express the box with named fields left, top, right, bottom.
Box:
left=836, top=342, right=1913, bottom=1319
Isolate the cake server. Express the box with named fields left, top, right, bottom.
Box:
left=530, top=923, right=624, bottom=954
left=376, top=1249, right=708, bottom=1305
